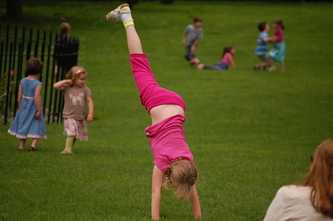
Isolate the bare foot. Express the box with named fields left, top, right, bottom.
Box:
left=60, top=150, right=73, bottom=154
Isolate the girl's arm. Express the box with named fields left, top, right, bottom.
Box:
left=53, top=79, right=72, bottom=90
left=17, top=84, right=23, bottom=109
left=151, top=165, right=164, bottom=220
left=34, top=85, right=42, bottom=119
left=190, top=185, right=202, bottom=220
left=86, top=96, right=94, bottom=122
left=263, top=36, right=272, bottom=42
left=265, top=36, right=277, bottom=43
left=228, top=54, right=236, bottom=70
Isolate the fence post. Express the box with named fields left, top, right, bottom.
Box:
left=0, top=25, right=80, bottom=125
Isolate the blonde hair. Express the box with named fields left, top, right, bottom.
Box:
left=65, top=66, right=87, bottom=85
left=304, top=140, right=333, bottom=218
left=60, top=22, right=71, bottom=34
left=163, top=158, right=198, bottom=200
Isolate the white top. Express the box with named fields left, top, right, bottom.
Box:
left=263, top=185, right=333, bottom=221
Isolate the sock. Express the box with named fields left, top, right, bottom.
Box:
left=120, top=6, right=134, bottom=28
left=65, top=136, right=75, bottom=152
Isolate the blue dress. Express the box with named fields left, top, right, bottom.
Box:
left=8, top=78, right=47, bottom=139
left=268, top=41, right=286, bottom=62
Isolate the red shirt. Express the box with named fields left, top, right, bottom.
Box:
left=274, top=28, right=284, bottom=42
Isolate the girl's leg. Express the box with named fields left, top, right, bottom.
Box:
left=19, top=139, right=26, bottom=150
left=61, top=136, right=75, bottom=154
left=268, top=58, right=276, bottom=72
left=106, top=4, right=185, bottom=120
left=198, top=63, right=215, bottom=70
left=31, top=138, right=39, bottom=149
left=125, top=25, right=143, bottom=54
left=106, top=5, right=155, bottom=98
left=106, top=4, right=142, bottom=54
left=280, top=62, right=285, bottom=72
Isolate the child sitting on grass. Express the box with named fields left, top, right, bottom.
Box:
left=197, top=46, right=236, bottom=71
left=53, top=66, right=94, bottom=154
left=106, top=3, right=202, bottom=220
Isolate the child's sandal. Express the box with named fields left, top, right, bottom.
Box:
left=60, top=150, right=73, bottom=154
left=28, top=146, right=36, bottom=151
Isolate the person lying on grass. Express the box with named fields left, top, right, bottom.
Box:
left=197, top=46, right=236, bottom=71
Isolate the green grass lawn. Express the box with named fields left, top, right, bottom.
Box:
left=1, top=1, right=333, bottom=220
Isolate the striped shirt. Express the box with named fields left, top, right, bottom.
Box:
left=255, top=31, right=269, bottom=55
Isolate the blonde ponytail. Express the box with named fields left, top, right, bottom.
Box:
left=166, top=159, right=198, bottom=200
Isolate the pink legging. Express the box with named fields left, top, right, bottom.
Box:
left=130, top=53, right=186, bottom=113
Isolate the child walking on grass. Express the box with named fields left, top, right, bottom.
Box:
left=53, top=66, right=94, bottom=154
left=106, top=4, right=202, bottom=220
left=197, top=46, right=236, bottom=70
left=268, top=19, right=286, bottom=72
left=8, top=58, right=47, bottom=151
left=182, top=17, right=203, bottom=66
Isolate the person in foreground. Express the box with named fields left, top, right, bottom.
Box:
left=8, top=58, right=47, bottom=151
left=106, top=4, right=202, bottom=220
left=263, top=140, right=333, bottom=221
left=53, top=66, right=94, bottom=154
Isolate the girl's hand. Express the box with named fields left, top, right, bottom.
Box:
left=34, top=111, right=41, bottom=119
left=87, top=113, right=93, bottom=122
left=66, top=79, right=73, bottom=85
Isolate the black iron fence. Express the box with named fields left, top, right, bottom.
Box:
left=0, top=25, right=79, bottom=125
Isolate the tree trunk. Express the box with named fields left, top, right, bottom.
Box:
left=5, top=0, right=22, bottom=20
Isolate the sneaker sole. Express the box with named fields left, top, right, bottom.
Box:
left=105, top=3, right=130, bottom=21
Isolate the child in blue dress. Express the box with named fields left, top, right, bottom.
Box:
left=268, top=19, right=286, bottom=72
left=8, top=58, right=47, bottom=151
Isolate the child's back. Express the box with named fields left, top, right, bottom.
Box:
left=8, top=78, right=47, bottom=138
left=8, top=58, right=47, bottom=151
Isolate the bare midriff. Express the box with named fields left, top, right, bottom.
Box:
left=150, top=104, right=185, bottom=125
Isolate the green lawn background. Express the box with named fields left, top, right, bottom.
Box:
left=0, top=1, right=333, bottom=220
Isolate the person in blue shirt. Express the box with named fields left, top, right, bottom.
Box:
left=254, top=22, right=273, bottom=70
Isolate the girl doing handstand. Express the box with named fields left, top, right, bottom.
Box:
left=106, top=4, right=202, bottom=220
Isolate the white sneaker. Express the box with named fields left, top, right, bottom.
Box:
left=105, top=3, right=130, bottom=21
left=268, top=66, right=276, bottom=72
